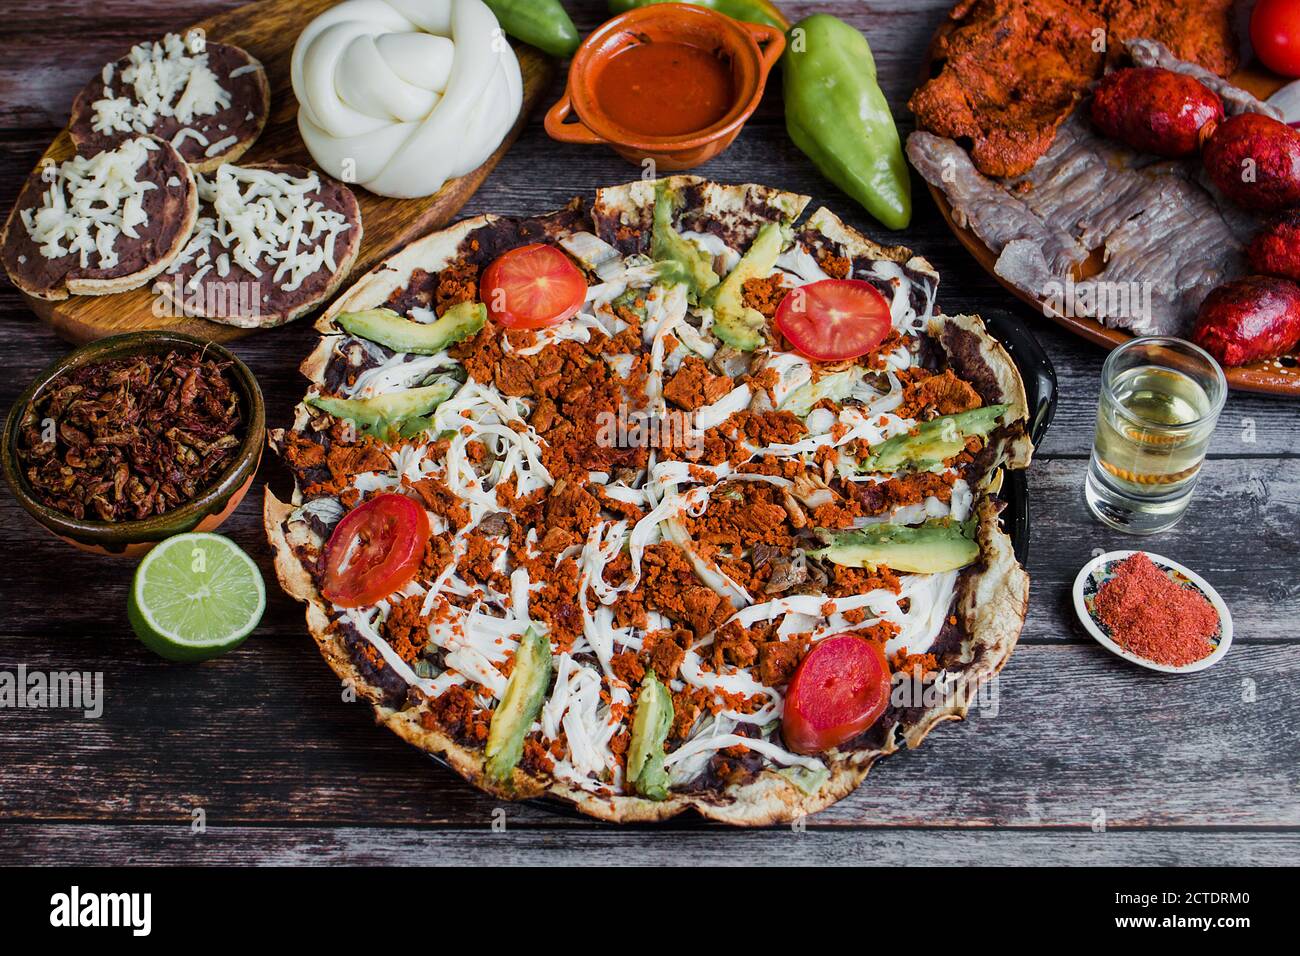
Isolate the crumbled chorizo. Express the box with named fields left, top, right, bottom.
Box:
left=434, top=258, right=478, bottom=316
left=642, top=629, right=689, bottom=681
left=671, top=686, right=707, bottom=740
left=383, top=594, right=430, bottom=665
left=757, top=639, right=802, bottom=686
left=424, top=685, right=489, bottom=745
left=611, top=650, right=645, bottom=687
left=663, top=356, right=734, bottom=411
left=896, top=369, right=982, bottom=419
left=740, top=273, right=792, bottom=318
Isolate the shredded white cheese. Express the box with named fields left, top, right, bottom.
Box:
left=167, top=163, right=352, bottom=294
left=20, top=137, right=160, bottom=268
left=91, top=33, right=232, bottom=138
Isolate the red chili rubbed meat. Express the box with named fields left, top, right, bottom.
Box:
left=1094, top=553, right=1219, bottom=668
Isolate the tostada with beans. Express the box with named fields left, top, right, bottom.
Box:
left=263, top=175, right=1034, bottom=824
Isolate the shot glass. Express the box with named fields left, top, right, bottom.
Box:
left=1085, top=336, right=1227, bottom=534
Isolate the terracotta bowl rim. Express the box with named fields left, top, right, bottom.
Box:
left=567, top=3, right=782, bottom=151
left=1, top=331, right=266, bottom=544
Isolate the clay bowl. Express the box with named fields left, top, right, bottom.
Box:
left=545, top=3, right=785, bottom=170
left=2, top=332, right=264, bottom=557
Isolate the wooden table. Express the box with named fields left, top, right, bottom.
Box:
left=1, top=0, right=1296, bottom=866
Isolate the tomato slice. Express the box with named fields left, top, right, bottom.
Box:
left=782, top=633, right=891, bottom=754
left=774, top=279, right=892, bottom=361
left=481, top=243, right=587, bottom=329
left=321, top=493, right=431, bottom=608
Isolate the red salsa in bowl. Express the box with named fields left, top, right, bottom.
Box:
left=544, top=3, right=785, bottom=170
left=594, top=40, right=736, bottom=138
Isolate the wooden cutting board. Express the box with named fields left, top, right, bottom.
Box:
left=15, top=0, right=555, bottom=344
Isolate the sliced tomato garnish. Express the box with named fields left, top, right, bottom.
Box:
left=774, top=278, right=893, bottom=361
left=782, top=633, right=891, bottom=754
left=481, top=243, right=587, bottom=330
left=321, top=492, right=431, bottom=608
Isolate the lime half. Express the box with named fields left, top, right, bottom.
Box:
left=128, top=532, right=266, bottom=662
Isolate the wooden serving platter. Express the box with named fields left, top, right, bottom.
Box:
left=920, top=27, right=1300, bottom=397
left=15, top=0, right=555, bottom=345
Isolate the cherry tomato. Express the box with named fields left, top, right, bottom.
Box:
left=1252, top=0, right=1300, bottom=79
left=481, top=243, right=587, bottom=329
left=321, top=493, right=431, bottom=608
left=782, top=633, right=891, bottom=754
left=774, top=279, right=893, bottom=361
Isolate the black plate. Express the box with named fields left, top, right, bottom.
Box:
left=428, top=311, right=1058, bottom=813
left=982, top=309, right=1058, bottom=564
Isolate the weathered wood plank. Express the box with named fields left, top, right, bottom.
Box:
left=1033, top=336, right=1300, bottom=459
left=1, top=457, right=1292, bottom=640
left=0, top=0, right=1297, bottom=855
left=0, top=644, right=1295, bottom=827
left=1, top=823, right=1294, bottom=866
left=0, top=1, right=931, bottom=129
left=1023, top=459, right=1300, bottom=640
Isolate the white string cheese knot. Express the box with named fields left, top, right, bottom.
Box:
left=290, top=0, right=522, bottom=199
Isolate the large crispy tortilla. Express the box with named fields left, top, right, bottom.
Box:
left=264, top=176, right=1034, bottom=825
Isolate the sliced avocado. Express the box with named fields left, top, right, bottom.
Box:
left=703, top=221, right=785, bottom=352
left=336, top=302, right=486, bottom=355
left=626, top=671, right=673, bottom=801
left=485, top=627, right=553, bottom=786
left=811, top=518, right=979, bottom=574
left=862, top=404, right=1009, bottom=473
left=781, top=369, right=860, bottom=418
left=651, top=181, right=719, bottom=297
left=611, top=286, right=648, bottom=323
left=307, top=377, right=459, bottom=442
left=777, top=764, right=832, bottom=795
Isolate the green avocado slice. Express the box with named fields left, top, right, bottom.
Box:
left=485, top=627, right=553, bottom=786
left=651, top=181, right=719, bottom=297
left=626, top=671, right=673, bottom=801
left=861, top=404, right=1009, bottom=473
left=811, top=517, right=979, bottom=574
left=306, top=377, right=459, bottom=442
left=335, top=302, right=486, bottom=354
left=703, top=221, right=785, bottom=352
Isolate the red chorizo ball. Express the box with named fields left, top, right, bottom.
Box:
left=1090, top=67, right=1224, bottom=157
left=1192, top=275, right=1300, bottom=367
left=1202, top=112, right=1300, bottom=211
left=1248, top=210, right=1300, bottom=282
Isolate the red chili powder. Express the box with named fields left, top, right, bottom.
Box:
left=1093, top=552, right=1219, bottom=667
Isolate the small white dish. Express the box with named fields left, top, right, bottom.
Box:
left=1072, top=550, right=1233, bottom=674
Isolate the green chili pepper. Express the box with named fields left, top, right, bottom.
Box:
left=485, top=0, right=580, bottom=58
left=608, top=0, right=790, bottom=31
left=607, top=5, right=909, bottom=229
left=782, top=14, right=911, bottom=230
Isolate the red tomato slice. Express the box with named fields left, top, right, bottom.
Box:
left=321, top=493, right=431, bottom=608
left=774, top=279, right=892, bottom=361
left=782, top=633, right=891, bottom=754
left=481, top=243, right=587, bottom=329
left=1252, top=0, right=1300, bottom=79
